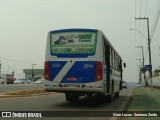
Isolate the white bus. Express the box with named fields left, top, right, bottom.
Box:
left=44, top=28, right=126, bottom=102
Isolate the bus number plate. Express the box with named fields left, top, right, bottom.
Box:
left=84, top=64, right=93, bottom=68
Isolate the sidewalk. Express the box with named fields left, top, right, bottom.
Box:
left=125, top=87, right=160, bottom=120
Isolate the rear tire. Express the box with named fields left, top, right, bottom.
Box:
left=86, top=93, right=93, bottom=97
left=65, top=93, right=79, bottom=102
left=107, top=93, right=113, bottom=103
left=108, top=80, right=114, bottom=103
left=115, top=92, right=119, bottom=97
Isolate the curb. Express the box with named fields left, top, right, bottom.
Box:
left=111, top=88, right=135, bottom=120
left=121, top=88, right=135, bottom=111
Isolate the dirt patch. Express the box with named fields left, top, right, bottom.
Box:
left=2, top=89, right=52, bottom=96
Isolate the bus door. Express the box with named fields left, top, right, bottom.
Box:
left=104, top=41, right=110, bottom=93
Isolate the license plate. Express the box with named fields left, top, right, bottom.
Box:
left=67, top=77, right=77, bottom=81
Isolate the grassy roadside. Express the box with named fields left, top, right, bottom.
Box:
left=128, top=87, right=160, bottom=111
left=125, top=87, right=160, bottom=120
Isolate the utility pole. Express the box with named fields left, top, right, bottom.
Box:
left=136, top=59, right=142, bottom=83
left=136, top=46, right=144, bottom=68
left=137, top=65, right=141, bottom=84
left=135, top=17, right=153, bottom=90
left=0, top=60, right=1, bottom=75
left=136, top=46, right=146, bottom=84
left=32, top=64, right=37, bottom=80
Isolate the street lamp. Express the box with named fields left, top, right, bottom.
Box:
left=136, top=59, right=142, bottom=66
left=129, top=29, right=148, bottom=40
left=32, top=64, right=37, bottom=80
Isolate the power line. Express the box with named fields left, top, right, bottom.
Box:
left=140, top=0, right=143, bottom=17
left=0, top=56, right=35, bottom=65
left=150, top=1, right=160, bottom=41
left=144, top=0, right=149, bottom=17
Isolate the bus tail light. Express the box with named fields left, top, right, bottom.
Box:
left=96, top=61, right=103, bottom=81
left=44, top=61, right=50, bottom=80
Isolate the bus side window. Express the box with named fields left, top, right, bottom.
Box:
left=110, top=48, right=112, bottom=67
left=103, top=41, right=106, bottom=65
left=113, top=50, right=115, bottom=69
left=115, top=54, right=118, bottom=70
left=118, top=60, right=122, bottom=71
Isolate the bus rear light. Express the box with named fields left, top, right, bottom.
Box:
left=76, top=85, right=80, bottom=87
left=44, top=61, right=50, bottom=80
left=96, top=61, right=103, bottom=81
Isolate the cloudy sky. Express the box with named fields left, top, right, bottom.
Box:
left=0, top=0, right=160, bottom=82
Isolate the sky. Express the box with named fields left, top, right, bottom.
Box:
left=0, top=0, right=160, bottom=82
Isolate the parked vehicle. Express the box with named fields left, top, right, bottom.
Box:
left=35, top=79, right=44, bottom=84
left=14, top=78, right=29, bottom=84
left=6, top=77, right=16, bottom=84
left=27, top=79, right=33, bottom=84
left=136, top=84, right=144, bottom=87
left=122, top=81, right=127, bottom=89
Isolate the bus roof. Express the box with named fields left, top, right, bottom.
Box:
left=50, top=28, right=98, bottom=33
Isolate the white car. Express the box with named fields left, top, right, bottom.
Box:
left=122, top=81, right=127, bottom=89
left=35, top=79, right=44, bottom=84
left=14, top=78, right=29, bottom=84
left=136, top=84, right=144, bottom=87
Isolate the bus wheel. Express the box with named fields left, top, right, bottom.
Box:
left=108, top=82, right=114, bottom=103
left=86, top=93, right=93, bottom=97
left=107, top=93, right=113, bottom=103
left=65, top=93, right=79, bottom=102
left=115, top=92, right=119, bottom=97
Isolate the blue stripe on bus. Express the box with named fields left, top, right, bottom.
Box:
left=49, top=61, right=67, bottom=81
left=50, top=28, right=98, bottom=33
left=61, top=61, right=96, bottom=83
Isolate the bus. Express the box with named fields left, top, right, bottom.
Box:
left=44, top=28, right=126, bottom=102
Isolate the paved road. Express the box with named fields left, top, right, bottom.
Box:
left=0, top=84, right=135, bottom=120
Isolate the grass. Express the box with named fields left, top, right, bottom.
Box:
left=128, top=87, right=160, bottom=111
left=125, top=87, right=160, bottom=120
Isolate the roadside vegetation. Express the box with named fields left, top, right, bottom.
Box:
left=1, top=89, right=52, bottom=96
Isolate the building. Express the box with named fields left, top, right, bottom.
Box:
left=23, top=69, right=44, bottom=80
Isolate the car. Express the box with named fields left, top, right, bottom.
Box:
left=14, top=78, right=28, bottom=84
left=35, top=79, right=44, bottom=84
left=6, top=77, right=16, bottom=84
left=136, top=84, right=144, bottom=87
left=26, top=79, right=33, bottom=84
left=122, top=81, right=127, bottom=89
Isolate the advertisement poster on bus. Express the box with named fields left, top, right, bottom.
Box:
left=50, top=32, right=97, bottom=55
